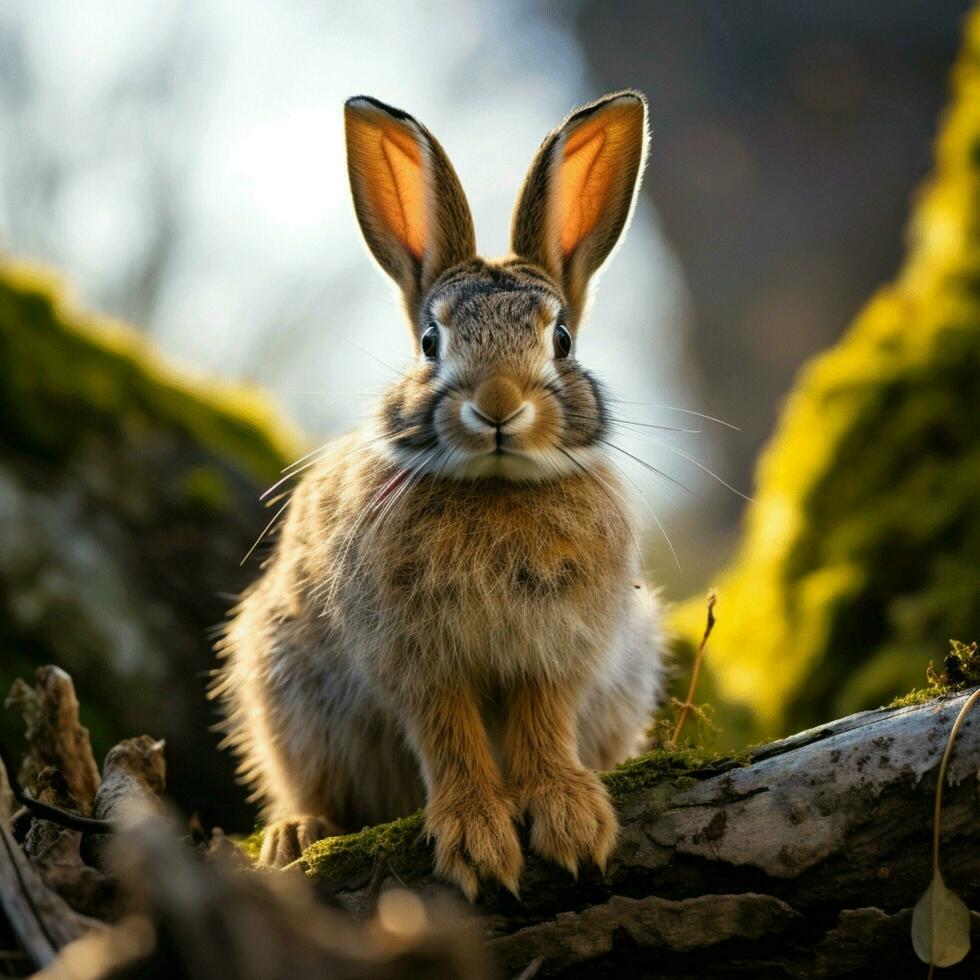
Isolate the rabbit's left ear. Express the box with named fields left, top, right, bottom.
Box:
left=511, top=91, right=649, bottom=324
left=345, top=97, right=476, bottom=323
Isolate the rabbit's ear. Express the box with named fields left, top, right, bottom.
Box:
left=511, top=91, right=649, bottom=323
left=345, top=96, right=476, bottom=320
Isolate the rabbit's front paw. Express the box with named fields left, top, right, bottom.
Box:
left=258, top=815, right=336, bottom=868
left=525, top=768, right=617, bottom=877
left=427, top=790, right=523, bottom=901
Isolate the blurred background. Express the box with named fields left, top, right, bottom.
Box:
left=1, top=1, right=976, bottom=829
left=3, top=0, right=969, bottom=593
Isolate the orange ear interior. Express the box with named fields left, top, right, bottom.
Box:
left=346, top=108, right=429, bottom=259
left=555, top=100, right=644, bottom=258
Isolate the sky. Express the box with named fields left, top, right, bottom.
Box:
left=0, top=0, right=712, bottom=562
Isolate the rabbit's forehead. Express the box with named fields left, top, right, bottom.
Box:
left=431, top=289, right=560, bottom=343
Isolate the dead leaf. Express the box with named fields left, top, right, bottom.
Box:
left=911, top=870, right=971, bottom=967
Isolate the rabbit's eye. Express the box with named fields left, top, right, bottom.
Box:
left=421, top=323, right=440, bottom=359
left=554, top=323, right=572, bottom=359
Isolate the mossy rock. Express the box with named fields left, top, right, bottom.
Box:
left=0, top=261, right=299, bottom=477
left=671, top=13, right=980, bottom=745
left=0, top=260, right=304, bottom=828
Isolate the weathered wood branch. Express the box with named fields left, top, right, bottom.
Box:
left=299, top=691, right=980, bottom=977
left=5, top=667, right=101, bottom=815
left=86, top=736, right=166, bottom=871
left=0, top=755, right=102, bottom=969
left=21, top=767, right=117, bottom=920
left=1, top=669, right=162, bottom=970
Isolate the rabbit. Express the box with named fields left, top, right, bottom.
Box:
left=212, top=90, right=664, bottom=899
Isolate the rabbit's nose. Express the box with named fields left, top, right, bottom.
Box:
left=471, top=376, right=524, bottom=425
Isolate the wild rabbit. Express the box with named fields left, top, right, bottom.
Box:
left=214, top=90, right=664, bottom=899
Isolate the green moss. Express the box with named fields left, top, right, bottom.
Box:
left=0, top=260, right=302, bottom=485
left=602, top=744, right=734, bottom=798
left=885, top=639, right=980, bottom=708
left=301, top=812, right=429, bottom=887
left=236, top=828, right=265, bottom=863
left=886, top=688, right=938, bottom=710
left=671, top=13, right=980, bottom=744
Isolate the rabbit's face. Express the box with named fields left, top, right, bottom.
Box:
left=378, top=259, right=606, bottom=481
left=346, top=90, right=647, bottom=482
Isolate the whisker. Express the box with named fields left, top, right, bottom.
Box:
left=265, top=432, right=397, bottom=501
left=611, top=399, right=740, bottom=431
left=240, top=498, right=291, bottom=567
left=556, top=447, right=663, bottom=581
left=599, top=453, right=681, bottom=573
left=281, top=442, right=333, bottom=475
left=315, top=464, right=395, bottom=609
left=370, top=446, right=444, bottom=534
left=340, top=336, right=413, bottom=381
left=262, top=454, right=329, bottom=501
left=608, top=418, right=702, bottom=434
left=647, top=440, right=754, bottom=503
left=317, top=444, right=444, bottom=611
left=643, top=497, right=681, bottom=572
left=369, top=453, right=434, bottom=525
left=597, top=439, right=696, bottom=497
left=561, top=411, right=701, bottom=435
left=336, top=447, right=447, bottom=598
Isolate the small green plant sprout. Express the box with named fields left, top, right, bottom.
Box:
left=669, top=590, right=717, bottom=749
left=910, top=683, right=979, bottom=974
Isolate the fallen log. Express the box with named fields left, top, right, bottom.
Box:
left=298, top=691, right=980, bottom=978
left=4, top=665, right=979, bottom=977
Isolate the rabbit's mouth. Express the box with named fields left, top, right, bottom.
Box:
left=445, top=446, right=566, bottom=482
left=448, top=442, right=606, bottom=482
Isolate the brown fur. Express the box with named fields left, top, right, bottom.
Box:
left=213, top=91, right=663, bottom=898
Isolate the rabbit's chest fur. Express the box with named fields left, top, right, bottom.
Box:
left=285, top=441, right=637, bottom=694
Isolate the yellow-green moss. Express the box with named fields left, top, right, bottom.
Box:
left=671, top=12, right=980, bottom=745
left=233, top=828, right=264, bottom=862
left=885, top=639, right=980, bottom=708
left=301, top=812, right=429, bottom=887
left=602, top=744, right=734, bottom=798
left=887, top=688, right=942, bottom=710
left=0, top=259, right=302, bottom=484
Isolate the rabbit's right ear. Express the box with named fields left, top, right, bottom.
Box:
left=345, top=97, right=476, bottom=322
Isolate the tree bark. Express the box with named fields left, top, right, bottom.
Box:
left=300, top=691, right=980, bottom=978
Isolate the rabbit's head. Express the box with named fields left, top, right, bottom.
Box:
left=345, top=91, right=648, bottom=481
